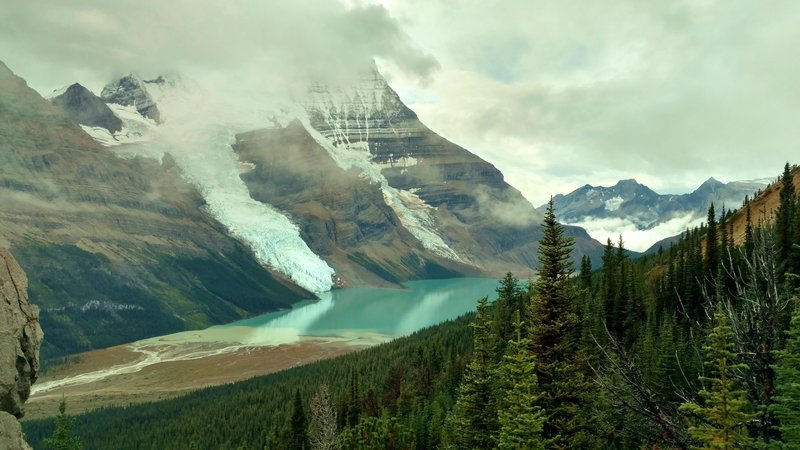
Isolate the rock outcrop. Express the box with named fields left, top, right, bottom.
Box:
left=49, top=83, right=123, bottom=133
left=100, top=74, right=161, bottom=123
left=0, top=249, right=41, bottom=450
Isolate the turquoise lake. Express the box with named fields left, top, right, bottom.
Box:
left=223, top=277, right=500, bottom=339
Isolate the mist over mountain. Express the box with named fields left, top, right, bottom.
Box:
left=542, top=177, right=771, bottom=251
left=45, top=67, right=606, bottom=292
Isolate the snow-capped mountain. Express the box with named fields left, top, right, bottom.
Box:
left=47, top=68, right=605, bottom=292
left=542, top=177, right=770, bottom=251
left=0, top=60, right=311, bottom=358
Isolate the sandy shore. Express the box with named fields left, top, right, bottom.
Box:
left=25, top=337, right=369, bottom=420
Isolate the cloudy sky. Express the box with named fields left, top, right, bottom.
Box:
left=2, top=0, right=799, bottom=205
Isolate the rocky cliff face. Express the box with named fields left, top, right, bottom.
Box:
left=100, top=74, right=161, bottom=123
left=301, top=70, right=603, bottom=272
left=234, top=121, right=478, bottom=287
left=0, top=60, right=310, bottom=360
left=0, top=249, right=41, bottom=450
left=49, top=83, right=122, bottom=133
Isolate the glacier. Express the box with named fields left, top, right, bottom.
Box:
left=102, top=76, right=335, bottom=293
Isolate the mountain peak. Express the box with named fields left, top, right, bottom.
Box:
left=101, top=75, right=161, bottom=123
left=700, top=176, right=723, bottom=187
left=48, top=81, right=123, bottom=133
left=613, top=178, right=641, bottom=188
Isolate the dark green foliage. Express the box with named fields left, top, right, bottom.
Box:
left=290, top=389, right=309, bottom=450
left=777, top=163, right=796, bottom=268
left=680, top=304, right=755, bottom=449
left=773, top=305, right=800, bottom=446
left=448, top=297, right=499, bottom=449
left=706, top=203, right=719, bottom=284
left=529, top=199, right=590, bottom=449
left=338, top=415, right=414, bottom=449
left=494, top=272, right=525, bottom=356
left=497, top=311, right=545, bottom=450
left=43, top=398, right=82, bottom=450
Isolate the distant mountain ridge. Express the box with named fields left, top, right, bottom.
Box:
left=541, top=177, right=770, bottom=251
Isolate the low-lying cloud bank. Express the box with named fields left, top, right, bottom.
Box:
left=567, top=212, right=704, bottom=252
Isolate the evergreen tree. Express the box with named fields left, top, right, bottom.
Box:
left=529, top=199, right=589, bottom=449
left=495, top=272, right=523, bottom=355
left=449, top=296, right=498, bottom=449
left=680, top=304, right=755, bottom=449
left=43, top=398, right=82, bottom=450
left=745, top=205, right=754, bottom=261
left=706, top=203, right=719, bottom=284
left=579, top=255, right=592, bottom=291
left=497, top=311, right=545, bottom=450
left=773, top=305, right=800, bottom=446
left=339, top=415, right=415, bottom=450
left=777, top=163, right=796, bottom=267
left=290, top=389, right=310, bottom=450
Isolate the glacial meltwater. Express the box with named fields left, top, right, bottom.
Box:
left=230, top=277, right=500, bottom=342
left=32, top=278, right=499, bottom=395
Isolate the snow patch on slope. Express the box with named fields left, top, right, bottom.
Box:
left=604, top=196, right=624, bottom=212
left=302, top=78, right=464, bottom=263
left=301, top=119, right=463, bottom=263
left=79, top=125, right=119, bottom=147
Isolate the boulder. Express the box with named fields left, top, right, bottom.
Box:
left=0, top=248, right=42, bottom=418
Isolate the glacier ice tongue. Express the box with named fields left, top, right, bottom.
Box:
left=102, top=77, right=335, bottom=293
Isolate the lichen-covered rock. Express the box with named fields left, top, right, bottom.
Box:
left=0, top=248, right=42, bottom=419
left=0, top=411, right=32, bottom=450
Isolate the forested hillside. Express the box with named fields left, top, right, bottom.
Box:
left=26, top=163, right=800, bottom=449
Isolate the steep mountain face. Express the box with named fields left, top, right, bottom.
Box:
left=0, top=61, right=310, bottom=359
left=1, top=59, right=613, bottom=360
left=544, top=177, right=769, bottom=250
left=233, top=121, right=477, bottom=287
left=100, top=74, right=161, bottom=123
left=54, top=69, right=603, bottom=289
left=298, top=71, right=602, bottom=272
left=48, top=83, right=122, bottom=133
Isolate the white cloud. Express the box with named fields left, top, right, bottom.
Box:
left=2, top=0, right=797, bottom=208
left=567, top=213, right=704, bottom=252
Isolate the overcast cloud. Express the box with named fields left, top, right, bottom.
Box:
left=2, top=0, right=799, bottom=206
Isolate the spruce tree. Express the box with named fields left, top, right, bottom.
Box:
left=680, top=304, right=755, bottom=449
left=43, top=397, right=82, bottom=450
left=450, top=296, right=499, bottom=449
left=777, top=163, right=796, bottom=267
left=579, top=255, right=592, bottom=291
left=289, top=389, right=310, bottom=450
left=497, top=310, right=545, bottom=450
left=773, top=305, right=800, bottom=446
left=529, top=199, right=589, bottom=449
left=745, top=204, right=754, bottom=261
left=496, top=272, right=523, bottom=355
left=706, top=203, right=719, bottom=283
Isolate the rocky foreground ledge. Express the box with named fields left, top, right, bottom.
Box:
left=0, top=249, right=43, bottom=450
